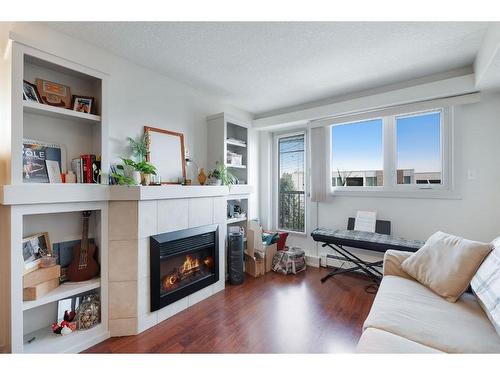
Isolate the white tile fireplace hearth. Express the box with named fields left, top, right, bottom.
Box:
left=107, top=187, right=229, bottom=336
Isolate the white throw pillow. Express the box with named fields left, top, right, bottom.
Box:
left=401, top=231, right=492, bottom=302
left=471, top=237, right=500, bottom=335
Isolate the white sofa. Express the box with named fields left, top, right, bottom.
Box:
left=356, top=250, right=500, bottom=353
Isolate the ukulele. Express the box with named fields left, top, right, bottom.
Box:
left=67, top=211, right=100, bottom=282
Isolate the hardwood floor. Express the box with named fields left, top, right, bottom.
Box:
left=86, top=267, right=376, bottom=353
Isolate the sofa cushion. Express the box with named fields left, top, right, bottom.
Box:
left=364, top=275, right=500, bottom=353
left=471, top=236, right=500, bottom=335
left=356, top=327, right=443, bottom=354
left=401, top=231, right=492, bottom=302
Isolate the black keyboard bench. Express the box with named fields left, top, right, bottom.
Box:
left=311, top=218, right=425, bottom=283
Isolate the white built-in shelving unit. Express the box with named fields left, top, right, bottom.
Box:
left=0, top=36, right=110, bottom=353
left=206, top=113, right=252, bottom=246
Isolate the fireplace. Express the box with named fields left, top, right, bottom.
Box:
left=150, top=224, right=219, bottom=312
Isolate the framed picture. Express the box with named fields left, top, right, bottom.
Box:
left=22, top=80, right=41, bottom=103
left=72, top=95, right=94, bottom=114
left=23, top=232, right=51, bottom=274
left=36, top=78, right=72, bottom=108
left=144, top=126, right=186, bottom=184
left=23, top=139, right=66, bottom=183
left=46, top=160, right=62, bottom=183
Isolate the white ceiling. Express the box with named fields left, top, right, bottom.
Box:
left=46, top=22, right=489, bottom=116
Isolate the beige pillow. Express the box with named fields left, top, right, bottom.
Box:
left=401, top=231, right=492, bottom=302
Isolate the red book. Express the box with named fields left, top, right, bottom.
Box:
left=85, top=155, right=92, bottom=183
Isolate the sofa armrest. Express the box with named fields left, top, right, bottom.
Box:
left=383, top=250, right=414, bottom=280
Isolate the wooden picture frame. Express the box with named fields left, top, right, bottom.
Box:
left=36, top=78, right=72, bottom=108
left=23, top=80, right=42, bottom=103
left=72, top=95, right=94, bottom=114
left=22, top=232, right=52, bottom=274
left=144, top=126, right=186, bottom=185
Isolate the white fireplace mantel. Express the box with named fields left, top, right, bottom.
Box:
left=0, top=184, right=252, bottom=205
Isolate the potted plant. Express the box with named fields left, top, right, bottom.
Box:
left=114, top=135, right=158, bottom=186
left=207, top=162, right=235, bottom=187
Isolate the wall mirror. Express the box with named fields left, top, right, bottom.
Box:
left=144, top=126, right=186, bottom=184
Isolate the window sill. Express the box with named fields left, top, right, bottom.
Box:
left=330, top=188, right=461, bottom=200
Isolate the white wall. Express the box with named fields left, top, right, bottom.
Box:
left=262, top=93, right=500, bottom=264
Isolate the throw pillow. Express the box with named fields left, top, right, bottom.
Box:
left=471, top=237, right=500, bottom=335
left=401, top=231, right=492, bottom=302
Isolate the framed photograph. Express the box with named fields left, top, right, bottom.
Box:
left=23, top=232, right=51, bottom=274
left=36, top=78, right=72, bottom=108
left=23, top=80, right=41, bottom=103
left=72, top=95, right=94, bottom=114
left=46, top=160, right=62, bottom=183
left=23, top=139, right=66, bottom=183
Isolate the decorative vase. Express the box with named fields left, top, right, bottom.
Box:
left=198, top=168, right=207, bottom=185
left=131, top=171, right=141, bottom=185
left=141, top=173, right=151, bottom=186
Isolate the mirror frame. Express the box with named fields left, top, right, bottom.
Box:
left=144, top=125, right=186, bottom=185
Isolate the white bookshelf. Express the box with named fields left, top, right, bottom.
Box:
left=23, top=278, right=101, bottom=311
left=23, top=101, right=102, bottom=123
left=23, top=323, right=108, bottom=354
left=227, top=216, right=247, bottom=224
left=207, top=113, right=251, bottom=185
left=0, top=38, right=110, bottom=353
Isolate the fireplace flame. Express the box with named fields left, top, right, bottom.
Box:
left=162, top=255, right=214, bottom=291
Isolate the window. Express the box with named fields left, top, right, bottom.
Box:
left=396, top=111, right=442, bottom=185
left=331, top=119, right=383, bottom=187
left=329, top=107, right=449, bottom=194
left=277, top=133, right=306, bottom=233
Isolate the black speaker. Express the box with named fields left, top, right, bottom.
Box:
left=227, top=232, right=245, bottom=285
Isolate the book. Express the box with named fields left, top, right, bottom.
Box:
left=23, top=140, right=63, bottom=183
left=354, top=211, right=377, bottom=233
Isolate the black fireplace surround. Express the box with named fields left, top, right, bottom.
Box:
left=150, top=224, right=219, bottom=312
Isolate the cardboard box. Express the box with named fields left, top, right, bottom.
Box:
left=23, top=265, right=61, bottom=288
left=264, top=243, right=277, bottom=272
left=23, top=278, right=59, bottom=301
left=244, top=253, right=265, bottom=277
left=247, top=221, right=278, bottom=273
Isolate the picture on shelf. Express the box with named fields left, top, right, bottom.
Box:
left=72, top=95, right=93, bottom=114
left=46, top=160, right=62, bottom=183
left=23, top=139, right=64, bottom=183
left=23, top=232, right=51, bottom=274
left=22, top=80, right=41, bottom=103
left=36, top=78, right=72, bottom=108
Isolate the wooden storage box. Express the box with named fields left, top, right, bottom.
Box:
left=23, top=265, right=61, bottom=288
left=23, top=278, right=59, bottom=301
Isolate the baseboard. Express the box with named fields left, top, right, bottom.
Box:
left=306, top=255, right=320, bottom=268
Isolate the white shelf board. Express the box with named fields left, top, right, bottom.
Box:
left=226, top=139, right=247, bottom=148
left=227, top=216, right=247, bottom=224
left=23, top=100, right=101, bottom=123
left=23, top=323, right=109, bottom=353
left=0, top=183, right=109, bottom=205
left=226, top=164, right=247, bottom=169
left=23, top=278, right=101, bottom=311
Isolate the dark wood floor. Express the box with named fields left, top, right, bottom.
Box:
left=86, top=267, right=376, bottom=353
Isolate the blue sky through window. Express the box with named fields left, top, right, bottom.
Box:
left=331, top=112, right=441, bottom=173
left=332, top=119, right=383, bottom=172
left=396, top=112, right=441, bottom=173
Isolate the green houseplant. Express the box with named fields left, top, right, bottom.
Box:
left=208, top=162, right=235, bottom=187
left=113, top=135, right=158, bottom=186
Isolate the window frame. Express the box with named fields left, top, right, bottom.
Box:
left=328, top=106, right=453, bottom=198
left=274, top=130, right=308, bottom=235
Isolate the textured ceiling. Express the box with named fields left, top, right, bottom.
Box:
left=46, top=22, right=488, bottom=115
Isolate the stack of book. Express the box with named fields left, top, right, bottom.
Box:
left=23, top=265, right=61, bottom=301
left=71, top=154, right=100, bottom=183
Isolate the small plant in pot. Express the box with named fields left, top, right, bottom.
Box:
left=207, top=162, right=235, bottom=187
left=112, top=135, right=158, bottom=186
